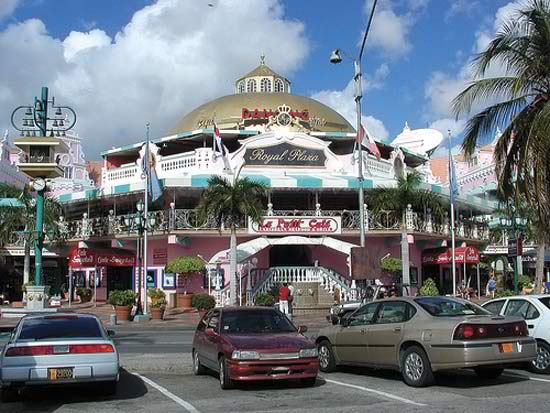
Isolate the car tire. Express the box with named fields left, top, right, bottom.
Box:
left=318, top=340, right=336, bottom=373
left=300, top=377, right=317, bottom=387
left=528, top=340, right=550, bottom=374
left=98, top=380, right=117, bottom=396
left=219, top=356, right=234, bottom=390
left=400, top=345, right=434, bottom=387
left=1, top=386, right=19, bottom=403
left=193, top=349, right=207, bottom=375
left=474, top=367, right=504, bottom=379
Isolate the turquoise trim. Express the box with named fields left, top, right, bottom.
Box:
left=431, top=184, right=442, bottom=193
left=0, top=198, right=23, bottom=207
left=191, top=175, right=211, bottom=187
left=336, top=176, right=373, bottom=189
left=290, top=175, right=322, bottom=188
left=241, top=174, right=271, bottom=185
left=114, top=184, right=131, bottom=194
left=100, top=141, right=144, bottom=156
left=57, top=194, right=72, bottom=203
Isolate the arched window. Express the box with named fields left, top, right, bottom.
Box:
left=275, top=79, right=285, bottom=93
left=247, top=79, right=257, bottom=93
left=237, top=80, right=245, bottom=93
left=260, top=78, right=272, bottom=93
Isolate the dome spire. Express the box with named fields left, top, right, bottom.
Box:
left=260, top=52, right=266, bottom=65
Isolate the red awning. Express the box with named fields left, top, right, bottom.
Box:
left=422, top=246, right=480, bottom=265
left=69, top=248, right=136, bottom=268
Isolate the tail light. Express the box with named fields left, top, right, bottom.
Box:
left=454, top=321, right=529, bottom=340
left=5, top=344, right=114, bottom=357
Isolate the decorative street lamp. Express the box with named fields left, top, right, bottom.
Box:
left=124, top=200, right=157, bottom=319
left=11, top=86, right=76, bottom=310
left=499, top=211, right=528, bottom=294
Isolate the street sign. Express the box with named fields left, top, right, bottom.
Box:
left=507, top=238, right=523, bottom=257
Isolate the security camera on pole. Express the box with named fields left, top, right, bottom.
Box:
left=11, top=87, right=76, bottom=310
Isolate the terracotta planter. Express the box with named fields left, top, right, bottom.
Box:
left=150, top=307, right=165, bottom=320
left=177, top=293, right=194, bottom=309
left=523, top=287, right=534, bottom=295
left=115, top=305, right=132, bottom=321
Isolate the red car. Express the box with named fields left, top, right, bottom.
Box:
left=192, top=307, right=319, bottom=389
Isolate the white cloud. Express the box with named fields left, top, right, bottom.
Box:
left=429, top=118, right=466, bottom=137
left=445, top=0, right=479, bottom=22
left=0, top=0, right=19, bottom=19
left=0, top=0, right=309, bottom=157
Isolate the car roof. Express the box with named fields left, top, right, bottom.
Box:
left=22, top=313, right=100, bottom=321
left=216, top=306, right=278, bottom=313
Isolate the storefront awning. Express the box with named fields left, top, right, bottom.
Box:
left=69, top=248, right=136, bottom=268
left=422, top=246, right=480, bottom=265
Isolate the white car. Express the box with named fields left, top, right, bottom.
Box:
left=482, top=295, right=550, bottom=374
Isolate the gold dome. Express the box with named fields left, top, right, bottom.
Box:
left=169, top=92, right=355, bottom=134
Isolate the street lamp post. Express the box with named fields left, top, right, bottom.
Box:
left=500, top=211, right=527, bottom=294
left=11, top=87, right=76, bottom=309
left=329, top=0, right=378, bottom=249
left=124, top=200, right=156, bottom=319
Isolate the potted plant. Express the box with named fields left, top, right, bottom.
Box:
left=148, top=288, right=167, bottom=320
left=419, top=278, right=439, bottom=296
left=107, top=290, right=136, bottom=321
left=76, top=287, right=93, bottom=303
left=192, top=293, right=216, bottom=317
left=255, top=293, right=276, bottom=307
left=519, top=275, right=534, bottom=294
left=166, top=256, right=205, bottom=308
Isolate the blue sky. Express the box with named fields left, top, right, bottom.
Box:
left=0, top=0, right=518, bottom=157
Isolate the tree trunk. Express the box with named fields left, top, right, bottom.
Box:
left=229, top=226, right=238, bottom=305
left=401, top=230, right=410, bottom=295
left=535, top=239, right=546, bottom=293
left=23, top=237, right=30, bottom=285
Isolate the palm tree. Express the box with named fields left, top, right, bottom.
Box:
left=196, top=176, right=268, bottom=305
left=452, top=0, right=550, bottom=289
left=0, top=182, right=63, bottom=285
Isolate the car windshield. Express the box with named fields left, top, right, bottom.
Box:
left=538, top=297, right=550, bottom=310
left=415, top=297, right=491, bottom=317
left=18, top=316, right=103, bottom=341
left=220, top=310, right=296, bottom=334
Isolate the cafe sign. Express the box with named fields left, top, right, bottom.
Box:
left=243, top=142, right=326, bottom=167
left=249, top=216, right=341, bottom=235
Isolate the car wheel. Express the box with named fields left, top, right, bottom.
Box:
left=98, top=380, right=117, bottom=396
left=474, top=367, right=503, bottom=379
left=219, top=356, right=234, bottom=390
left=1, top=386, right=19, bottom=403
left=318, top=340, right=336, bottom=373
left=193, top=349, right=207, bottom=375
left=300, top=376, right=317, bottom=387
left=529, top=341, right=550, bottom=374
left=400, top=345, right=434, bottom=387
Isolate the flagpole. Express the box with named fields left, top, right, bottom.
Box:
left=448, top=130, right=457, bottom=297
left=143, top=123, right=150, bottom=317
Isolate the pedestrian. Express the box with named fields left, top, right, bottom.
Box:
left=279, top=283, right=291, bottom=316
left=487, top=274, right=497, bottom=298
left=287, top=283, right=295, bottom=320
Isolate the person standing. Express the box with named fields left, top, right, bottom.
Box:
left=487, top=274, right=497, bottom=298
left=279, top=283, right=290, bottom=316
left=287, top=283, right=295, bottom=320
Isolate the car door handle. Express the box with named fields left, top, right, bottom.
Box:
left=360, top=329, right=367, bottom=334
left=393, top=327, right=401, bottom=332
left=528, top=324, right=534, bottom=329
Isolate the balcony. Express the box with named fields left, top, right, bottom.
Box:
left=61, top=206, right=490, bottom=242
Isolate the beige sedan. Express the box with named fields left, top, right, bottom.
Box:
left=316, top=296, right=536, bottom=387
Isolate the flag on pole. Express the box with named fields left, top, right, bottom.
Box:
left=359, top=124, right=381, bottom=161
left=448, top=147, right=459, bottom=205
left=213, top=122, right=231, bottom=170
left=142, top=142, right=163, bottom=202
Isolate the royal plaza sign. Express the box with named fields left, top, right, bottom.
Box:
left=243, top=142, right=326, bottom=167
left=248, top=216, right=342, bottom=235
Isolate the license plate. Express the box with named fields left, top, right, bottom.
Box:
left=271, top=367, right=289, bottom=374
left=499, top=342, right=515, bottom=353
left=48, top=367, right=74, bottom=380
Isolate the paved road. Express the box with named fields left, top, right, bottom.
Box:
left=1, top=326, right=550, bottom=412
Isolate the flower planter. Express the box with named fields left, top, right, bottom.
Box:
left=522, top=287, right=534, bottom=295
left=115, top=305, right=132, bottom=321
left=150, top=307, right=165, bottom=320
left=177, top=293, right=193, bottom=309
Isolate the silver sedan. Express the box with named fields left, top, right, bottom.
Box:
left=0, top=313, right=120, bottom=402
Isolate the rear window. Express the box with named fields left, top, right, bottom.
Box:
left=415, top=297, right=490, bottom=317
left=221, top=310, right=296, bottom=334
left=19, top=317, right=103, bottom=341
left=538, top=297, right=550, bottom=310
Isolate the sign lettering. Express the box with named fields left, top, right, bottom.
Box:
left=249, top=216, right=341, bottom=235
left=243, top=142, right=326, bottom=167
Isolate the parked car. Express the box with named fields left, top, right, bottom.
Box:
left=316, top=296, right=536, bottom=387
left=482, top=295, right=550, bottom=374
left=192, top=307, right=319, bottom=389
left=0, top=313, right=119, bottom=402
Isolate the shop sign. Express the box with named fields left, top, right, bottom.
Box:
left=243, top=142, right=326, bottom=167
left=508, top=238, right=523, bottom=257
left=69, top=248, right=135, bottom=267
left=153, top=248, right=168, bottom=265
left=248, top=216, right=341, bottom=235
left=241, top=107, right=309, bottom=121
left=422, top=247, right=480, bottom=265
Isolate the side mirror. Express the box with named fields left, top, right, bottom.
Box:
left=107, top=330, right=116, bottom=337
left=298, top=325, right=308, bottom=334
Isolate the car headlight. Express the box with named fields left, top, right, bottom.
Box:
left=231, top=350, right=260, bottom=360
left=299, top=348, right=318, bottom=358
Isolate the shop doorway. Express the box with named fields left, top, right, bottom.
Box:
left=107, top=267, right=133, bottom=294
left=269, top=245, right=312, bottom=267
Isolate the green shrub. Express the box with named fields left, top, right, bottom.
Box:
left=191, top=293, right=216, bottom=311
left=166, top=256, right=205, bottom=274
left=255, top=293, right=276, bottom=306
left=419, top=278, right=439, bottom=296
left=380, top=257, right=402, bottom=275
left=107, top=289, right=136, bottom=307
left=495, top=289, right=514, bottom=298
left=518, top=275, right=533, bottom=289
left=148, top=288, right=166, bottom=308
left=76, top=287, right=92, bottom=303
left=151, top=298, right=167, bottom=309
